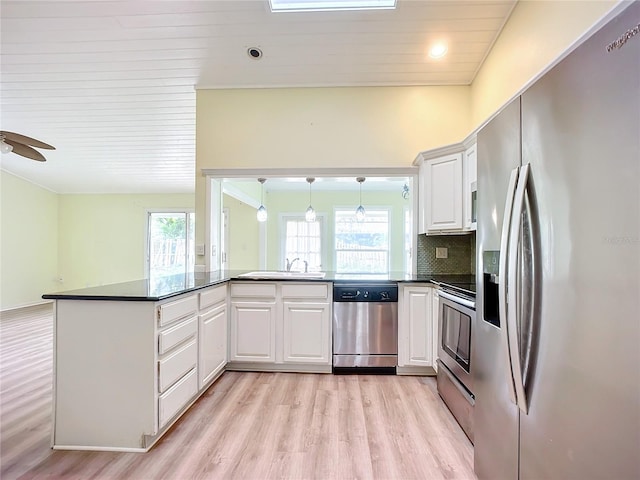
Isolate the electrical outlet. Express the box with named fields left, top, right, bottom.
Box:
left=436, top=247, right=448, bottom=259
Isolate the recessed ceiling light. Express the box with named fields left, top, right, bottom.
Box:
left=428, top=43, right=448, bottom=59
left=247, top=47, right=263, bottom=59
left=269, top=0, right=396, bottom=12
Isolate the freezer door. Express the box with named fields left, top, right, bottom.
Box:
left=474, top=98, right=522, bottom=480
left=519, top=3, right=640, bottom=479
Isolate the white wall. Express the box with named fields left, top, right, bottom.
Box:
left=58, top=194, right=195, bottom=290
left=1, top=171, right=59, bottom=310
left=195, top=85, right=470, bottom=251
left=470, top=0, right=622, bottom=130
left=0, top=182, right=195, bottom=310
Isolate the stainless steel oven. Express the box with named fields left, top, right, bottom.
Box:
left=438, top=289, right=475, bottom=393
left=436, top=283, right=476, bottom=443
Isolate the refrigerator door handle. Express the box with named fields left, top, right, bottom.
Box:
left=507, top=164, right=530, bottom=414
left=499, top=167, right=520, bottom=405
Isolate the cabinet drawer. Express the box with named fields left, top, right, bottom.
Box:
left=158, top=295, right=198, bottom=327
left=158, top=339, right=197, bottom=393
left=199, top=284, right=227, bottom=310
left=158, top=316, right=197, bottom=355
left=158, top=368, right=197, bottom=428
left=281, top=283, right=329, bottom=299
left=230, top=282, right=276, bottom=299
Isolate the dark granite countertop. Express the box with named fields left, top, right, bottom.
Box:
left=42, top=270, right=475, bottom=302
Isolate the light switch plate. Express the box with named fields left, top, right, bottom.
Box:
left=195, top=244, right=205, bottom=256
left=436, top=247, right=448, bottom=259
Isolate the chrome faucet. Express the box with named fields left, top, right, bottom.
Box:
left=303, top=260, right=308, bottom=273
left=285, top=257, right=299, bottom=272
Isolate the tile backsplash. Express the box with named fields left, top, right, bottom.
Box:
left=417, top=232, right=476, bottom=275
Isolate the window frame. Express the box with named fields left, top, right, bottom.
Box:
left=145, top=208, right=195, bottom=278
left=333, top=206, right=391, bottom=274
left=279, top=212, right=327, bottom=272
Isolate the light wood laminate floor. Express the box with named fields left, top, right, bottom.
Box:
left=1, top=304, right=476, bottom=480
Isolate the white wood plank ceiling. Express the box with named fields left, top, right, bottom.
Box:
left=0, top=0, right=516, bottom=194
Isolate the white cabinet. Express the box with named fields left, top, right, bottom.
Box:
left=156, top=295, right=199, bottom=429
left=229, top=282, right=277, bottom=363
left=53, top=284, right=228, bottom=452
left=420, top=152, right=463, bottom=233
left=463, top=142, right=477, bottom=231
left=230, top=300, right=277, bottom=362
left=432, top=288, right=440, bottom=371
left=198, top=286, right=227, bottom=389
left=398, top=284, right=434, bottom=369
left=282, top=302, right=331, bottom=363
left=199, top=304, right=227, bottom=385
left=229, top=281, right=332, bottom=371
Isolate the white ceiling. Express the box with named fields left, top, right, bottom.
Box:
left=0, top=0, right=516, bottom=194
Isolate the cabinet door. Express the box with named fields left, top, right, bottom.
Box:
left=424, top=153, right=463, bottom=232
left=199, top=302, right=227, bottom=389
left=464, top=143, right=477, bottom=230
left=399, top=286, right=433, bottom=367
left=432, top=289, right=440, bottom=371
left=282, top=301, right=331, bottom=364
left=229, top=301, right=276, bottom=363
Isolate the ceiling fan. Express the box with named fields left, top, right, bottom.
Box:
left=0, top=131, right=55, bottom=162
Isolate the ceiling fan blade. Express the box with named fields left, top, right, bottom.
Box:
left=4, top=139, right=47, bottom=162
left=0, top=131, right=55, bottom=150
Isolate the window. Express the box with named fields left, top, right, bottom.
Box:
left=334, top=209, right=389, bottom=274
left=282, top=215, right=323, bottom=272
left=147, top=211, right=194, bottom=278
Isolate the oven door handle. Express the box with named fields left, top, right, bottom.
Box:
left=438, top=290, right=476, bottom=310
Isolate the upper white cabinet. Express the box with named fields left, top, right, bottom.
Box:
left=463, top=142, right=477, bottom=231
left=417, top=142, right=477, bottom=234
left=420, top=152, right=463, bottom=233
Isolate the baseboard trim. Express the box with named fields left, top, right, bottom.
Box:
left=1, top=301, right=53, bottom=319
left=397, top=365, right=436, bottom=376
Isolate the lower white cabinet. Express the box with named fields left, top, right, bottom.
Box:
left=52, top=283, right=229, bottom=452
left=398, top=283, right=439, bottom=373
left=229, top=300, right=277, bottom=362
left=228, top=281, right=332, bottom=371
left=432, top=288, right=440, bottom=372
left=282, top=301, right=331, bottom=364
left=199, top=301, right=228, bottom=389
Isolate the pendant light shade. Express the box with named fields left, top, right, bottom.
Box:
left=305, top=177, right=316, bottom=222
left=355, top=177, right=366, bottom=221
left=256, top=178, right=268, bottom=222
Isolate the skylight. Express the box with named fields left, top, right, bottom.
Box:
left=269, top=0, right=396, bottom=12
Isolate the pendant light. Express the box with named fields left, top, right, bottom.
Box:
left=355, top=177, right=366, bottom=221
left=256, top=178, right=268, bottom=222
left=305, top=177, right=316, bottom=222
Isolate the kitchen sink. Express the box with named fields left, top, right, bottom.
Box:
left=237, top=271, right=326, bottom=279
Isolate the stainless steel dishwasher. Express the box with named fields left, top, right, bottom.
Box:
left=332, top=283, right=398, bottom=373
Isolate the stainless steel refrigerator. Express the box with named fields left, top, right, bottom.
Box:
left=474, top=3, right=639, bottom=479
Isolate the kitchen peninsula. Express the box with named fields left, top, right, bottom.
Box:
left=44, top=271, right=468, bottom=452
